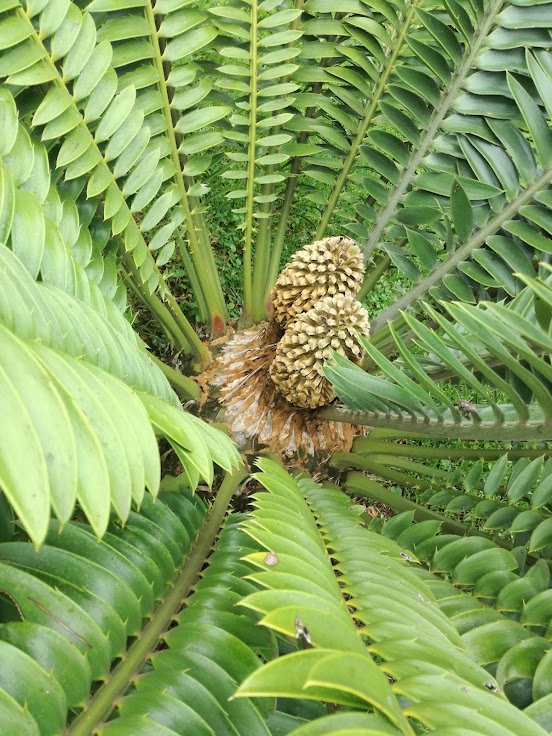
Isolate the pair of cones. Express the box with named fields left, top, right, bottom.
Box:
left=269, top=236, right=370, bottom=409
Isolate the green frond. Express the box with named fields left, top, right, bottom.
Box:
left=4, top=0, right=552, bottom=336
left=235, top=463, right=548, bottom=734
left=379, top=509, right=552, bottom=707
left=0, top=245, right=173, bottom=400
left=350, top=0, right=552, bottom=323
left=97, top=514, right=274, bottom=736
left=0, top=467, right=259, bottom=735
left=0, top=483, right=208, bottom=730
left=205, top=0, right=305, bottom=318
left=0, top=4, right=209, bottom=360
left=334, top=436, right=552, bottom=560
left=324, top=268, right=552, bottom=439
left=87, top=0, right=230, bottom=331
left=0, top=297, right=238, bottom=541
left=0, top=233, right=237, bottom=542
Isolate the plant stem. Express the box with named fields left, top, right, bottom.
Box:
left=176, top=237, right=209, bottom=323
left=147, top=353, right=200, bottom=401
left=251, top=209, right=272, bottom=322
left=123, top=267, right=189, bottom=352
left=144, top=0, right=227, bottom=335
left=194, top=217, right=228, bottom=325
left=339, top=455, right=443, bottom=489
left=164, top=291, right=211, bottom=373
left=251, top=0, right=305, bottom=321
left=267, top=155, right=302, bottom=288
left=315, top=7, right=416, bottom=239
left=368, top=313, right=406, bottom=350
left=67, top=465, right=247, bottom=736
left=362, top=254, right=391, bottom=303
left=243, top=0, right=259, bottom=319
left=344, top=442, right=549, bottom=460
left=266, top=68, right=334, bottom=290
left=344, top=471, right=471, bottom=535
left=123, top=254, right=211, bottom=371
left=318, top=406, right=552, bottom=440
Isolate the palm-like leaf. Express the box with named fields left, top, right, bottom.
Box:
left=334, top=436, right=552, bottom=559
left=380, top=509, right=552, bottom=708
left=5, top=462, right=544, bottom=734
left=0, top=131, right=240, bottom=543
left=236, top=462, right=549, bottom=733
left=0, top=303, right=239, bottom=543
left=98, top=513, right=274, bottom=736
left=0, top=483, right=207, bottom=732
left=87, top=0, right=232, bottom=331
left=0, top=5, right=208, bottom=360
left=325, top=266, right=552, bottom=592
left=0, top=481, right=237, bottom=734
left=325, top=267, right=552, bottom=439
left=3, top=0, right=552, bottom=344
left=0, top=469, right=279, bottom=735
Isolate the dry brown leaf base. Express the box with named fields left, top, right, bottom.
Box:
left=197, top=323, right=367, bottom=469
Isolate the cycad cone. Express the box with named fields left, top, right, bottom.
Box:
left=270, top=236, right=370, bottom=409
left=271, top=236, right=365, bottom=327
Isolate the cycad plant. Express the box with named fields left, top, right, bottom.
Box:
left=0, top=0, right=552, bottom=733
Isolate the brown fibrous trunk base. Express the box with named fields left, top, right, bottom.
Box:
left=195, top=324, right=367, bottom=472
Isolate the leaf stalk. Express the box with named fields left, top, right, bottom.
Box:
left=67, top=465, right=247, bottom=736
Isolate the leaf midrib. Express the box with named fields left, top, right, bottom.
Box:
left=14, top=6, right=205, bottom=359
left=318, top=405, right=552, bottom=440
left=66, top=466, right=246, bottom=736
left=143, top=0, right=226, bottom=324
left=243, top=0, right=259, bottom=316
left=315, top=4, right=417, bottom=239
left=372, top=162, right=552, bottom=332
left=362, top=0, right=505, bottom=259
